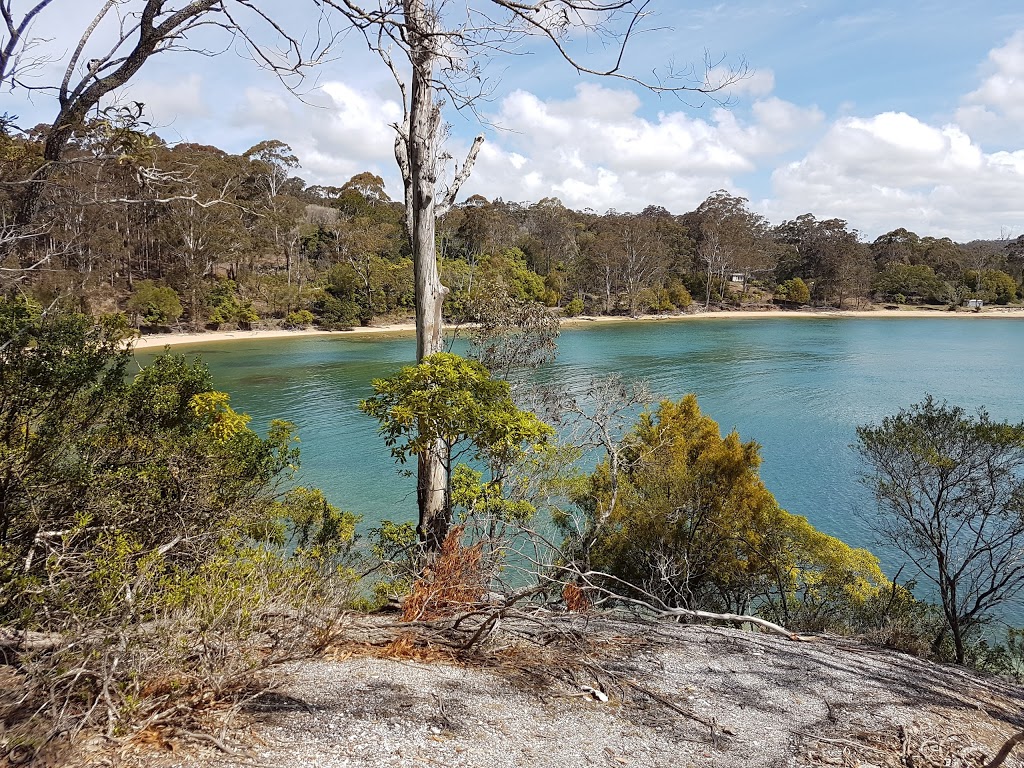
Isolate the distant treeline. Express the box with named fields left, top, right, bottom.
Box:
left=3, top=118, right=1022, bottom=329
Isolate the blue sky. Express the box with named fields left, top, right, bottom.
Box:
left=7, top=0, right=1024, bottom=241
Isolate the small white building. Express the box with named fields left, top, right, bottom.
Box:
left=964, top=299, right=984, bottom=309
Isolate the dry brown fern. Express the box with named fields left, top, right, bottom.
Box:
left=402, top=527, right=487, bottom=622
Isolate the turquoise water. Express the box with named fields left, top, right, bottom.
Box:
left=137, top=317, right=1024, bottom=561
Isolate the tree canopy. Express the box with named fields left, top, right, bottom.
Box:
left=858, top=396, right=1024, bottom=663
left=579, top=395, right=888, bottom=625
left=359, top=352, right=553, bottom=550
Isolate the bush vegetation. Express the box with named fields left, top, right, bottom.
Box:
left=565, top=395, right=890, bottom=631
left=0, top=298, right=358, bottom=760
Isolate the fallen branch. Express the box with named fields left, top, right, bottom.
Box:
left=660, top=607, right=812, bottom=643
left=0, top=627, right=64, bottom=652
left=794, top=730, right=889, bottom=754
left=565, top=567, right=813, bottom=642
left=624, top=677, right=726, bottom=747
left=985, top=730, right=1024, bottom=768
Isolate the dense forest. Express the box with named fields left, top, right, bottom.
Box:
left=2, top=118, right=1022, bottom=329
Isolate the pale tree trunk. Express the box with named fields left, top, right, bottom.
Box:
left=404, top=0, right=450, bottom=555
left=389, top=1, right=484, bottom=557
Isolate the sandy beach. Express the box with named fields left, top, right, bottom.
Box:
left=130, top=306, right=1024, bottom=350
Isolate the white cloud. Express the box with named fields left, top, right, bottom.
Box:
left=765, top=112, right=1024, bottom=240
left=713, top=97, right=825, bottom=157
left=169, top=26, right=1024, bottom=242
left=125, top=74, right=208, bottom=128
left=228, top=80, right=404, bottom=191
left=232, top=88, right=295, bottom=136
left=460, top=82, right=821, bottom=213
left=955, top=30, right=1024, bottom=146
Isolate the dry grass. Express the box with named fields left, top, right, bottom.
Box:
left=401, top=527, right=487, bottom=622
left=562, top=582, right=590, bottom=613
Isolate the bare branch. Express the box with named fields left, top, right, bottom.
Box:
left=985, top=730, right=1024, bottom=768
left=60, top=1, right=118, bottom=103
left=0, top=0, right=56, bottom=89
left=437, top=133, right=484, bottom=218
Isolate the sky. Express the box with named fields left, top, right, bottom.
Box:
left=6, top=0, right=1024, bottom=242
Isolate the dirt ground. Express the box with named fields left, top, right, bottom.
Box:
left=74, top=617, right=1024, bottom=768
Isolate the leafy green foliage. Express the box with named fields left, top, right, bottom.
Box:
left=0, top=301, right=357, bottom=751
left=360, top=352, right=555, bottom=553
left=269, top=487, right=360, bottom=572
left=578, top=395, right=888, bottom=624
left=563, top=297, right=585, bottom=317
left=368, top=519, right=419, bottom=603
left=479, top=248, right=546, bottom=302
left=964, top=268, right=1018, bottom=304
left=665, top=279, right=693, bottom=309
left=872, top=263, right=949, bottom=304
left=207, top=279, right=259, bottom=326
left=310, top=235, right=413, bottom=327
left=451, top=464, right=534, bottom=524
left=284, top=309, right=316, bottom=328
left=0, top=307, right=302, bottom=618
left=126, top=280, right=183, bottom=326
left=359, top=352, right=553, bottom=469
left=2, top=107, right=1018, bottom=330
left=774, top=276, right=810, bottom=304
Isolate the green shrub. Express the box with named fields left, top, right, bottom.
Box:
left=285, top=309, right=316, bottom=328
left=126, top=280, right=183, bottom=326
left=567, top=395, right=889, bottom=625
left=666, top=279, right=692, bottom=309
left=207, top=279, right=259, bottom=327
left=314, top=293, right=360, bottom=330
left=0, top=302, right=355, bottom=759
left=564, top=297, right=585, bottom=317
left=774, top=277, right=810, bottom=305
left=368, top=519, right=419, bottom=605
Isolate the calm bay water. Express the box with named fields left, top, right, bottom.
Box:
left=137, top=317, right=1024, bottom=564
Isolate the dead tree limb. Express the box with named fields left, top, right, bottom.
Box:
left=985, top=730, right=1024, bottom=768
left=566, top=567, right=813, bottom=641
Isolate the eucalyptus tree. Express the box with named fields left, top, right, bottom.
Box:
left=1, top=0, right=337, bottom=233
left=1004, top=234, right=1024, bottom=281
left=243, top=140, right=304, bottom=272
left=773, top=214, right=865, bottom=306
left=154, top=143, right=254, bottom=321
left=524, top=197, right=580, bottom=277
left=871, top=228, right=922, bottom=269
left=858, top=397, right=1024, bottom=663
left=683, top=190, right=772, bottom=304
left=612, top=212, right=670, bottom=315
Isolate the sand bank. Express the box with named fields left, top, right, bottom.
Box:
left=130, top=322, right=418, bottom=350
left=130, top=306, right=1024, bottom=350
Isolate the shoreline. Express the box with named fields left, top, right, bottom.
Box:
left=130, top=306, right=1024, bottom=350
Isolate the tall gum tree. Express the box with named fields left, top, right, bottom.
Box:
left=1, top=0, right=338, bottom=241
left=318, top=0, right=745, bottom=553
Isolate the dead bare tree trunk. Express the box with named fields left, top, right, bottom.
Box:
left=402, top=0, right=454, bottom=554
left=386, top=0, right=487, bottom=556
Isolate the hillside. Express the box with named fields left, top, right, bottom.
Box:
left=76, top=617, right=1024, bottom=768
